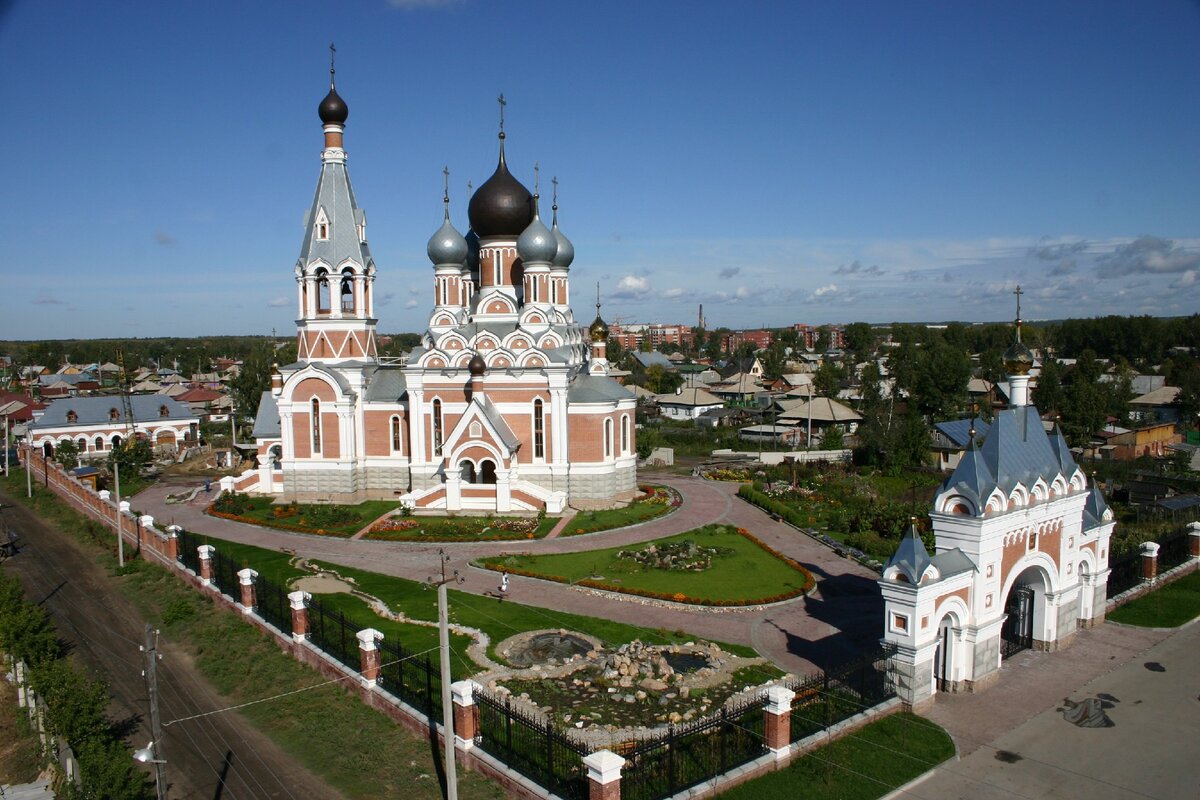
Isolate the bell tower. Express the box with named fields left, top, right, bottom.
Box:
left=295, top=46, right=379, bottom=364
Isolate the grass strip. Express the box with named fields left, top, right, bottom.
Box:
left=716, top=712, right=954, bottom=800
left=0, top=677, right=43, bottom=787
left=1107, top=569, right=1200, bottom=628
left=207, top=494, right=400, bottom=537
left=1, top=470, right=504, bottom=800
left=559, top=485, right=680, bottom=537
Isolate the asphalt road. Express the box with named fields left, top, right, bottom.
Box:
left=0, top=490, right=342, bottom=800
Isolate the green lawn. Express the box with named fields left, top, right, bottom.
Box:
left=0, top=679, right=42, bottom=787
left=1107, top=569, right=1200, bottom=628
left=717, top=712, right=955, bottom=800
left=207, top=494, right=400, bottom=537
left=476, top=524, right=813, bottom=604
left=561, top=485, right=679, bottom=536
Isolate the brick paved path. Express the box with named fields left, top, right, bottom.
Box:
left=136, top=473, right=883, bottom=674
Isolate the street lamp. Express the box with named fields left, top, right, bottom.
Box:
left=132, top=742, right=166, bottom=765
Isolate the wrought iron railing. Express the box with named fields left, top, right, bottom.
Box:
left=1106, top=550, right=1143, bottom=599
left=209, top=548, right=240, bottom=598
left=255, top=575, right=291, bottom=634
left=176, top=528, right=201, bottom=573
left=377, top=640, right=442, bottom=723
left=1157, top=530, right=1191, bottom=572
left=474, top=688, right=589, bottom=800
left=620, top=696, right=766, bottom=800
left=306, top=597, right=361, bottom=673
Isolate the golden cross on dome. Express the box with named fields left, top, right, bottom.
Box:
left=329, top=43, right=336, bottom=84
left=442, top=166, right=450, bottom=203
left=497, top=93, right=506, bottom=133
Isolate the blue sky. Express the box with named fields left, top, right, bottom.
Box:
left=2, top=0, right=1198, bottom=339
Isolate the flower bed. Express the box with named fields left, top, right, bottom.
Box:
left=562, top=484, right=682, bottom=537
left=364, top=513, right=556, bottom=541
left=205, top=492, right=379, bottom=537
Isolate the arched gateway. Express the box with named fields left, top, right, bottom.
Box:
left=879, top=301, right=1116, bottom=706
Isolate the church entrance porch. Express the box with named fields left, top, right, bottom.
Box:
left=1001, top=584, right=1034, bottom=659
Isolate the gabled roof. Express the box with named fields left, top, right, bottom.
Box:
left=884, top=526, right=933, bottom=584
left=1082, top=482, right=1111, bottom=531
left=777, top=397, right=862, bottom=423
left=933, top=418, right=991, bottom=448
left=252, top=391, right=281, bottom=439
left=175, top=388, right=223, bottom=403
left=29, top=396, right=197, bottom=429
left=654, top=387, right=723, bottom=407
left=568, top=374, right=634, bottom=404
left=1129, top=386, right=1180, bottom=407
left=364, top=367, right=408, bottom=402
left=633, top=351, right=673, bottom=370
left=930, top=548, right=977, bottom=579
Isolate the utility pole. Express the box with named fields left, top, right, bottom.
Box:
left=114, top=461, right=124, bottom=568
left=3, top=413, right=9, bottom=478
left=25, top=445, right=32, bottom=498
left=427, top=549, right=463, bottom=800
left=141, top=624, right=167, bottom=800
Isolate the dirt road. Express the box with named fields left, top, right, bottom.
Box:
left=0, top=491, right=343, bottom=800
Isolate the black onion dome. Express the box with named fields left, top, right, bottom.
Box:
left=468, top=147, right=533, bottom=238
left=318, top=86, right=349, bottom=125
left=468, top=352, right=487, bottom=377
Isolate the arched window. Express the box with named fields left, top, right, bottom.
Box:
left=340, top=268, right=355, bottom=313
left=109, top=407, right=119, bottom=421
left=94, top=436, right=104, bottom=451
left=432, top=398, right=444, bottom=456
left=77, top=437, right=87, bottom=451
left=311, top=398, right=322, bottom=455
left=480, top=459, right=497, bottom=484
left=391, top=416, right=402, bottom=453
left=111, top=435, right=123, bottom=449
left=604, top=418, right=614, bottom=459
left=316, top=269, right=331, bottom=314
left=533, top=399, right=545, bottom=460
left=66, top=410, right=77, bottom=423
left=621, top=414, right=630, bottom=455
left=459, top=460, right=476, bottom=484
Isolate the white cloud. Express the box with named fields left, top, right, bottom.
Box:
left=811, top=284, right=838, bottom=298
left=267, top=296, right=289, bottom=308
left=718, top=267, right=740, bottom=279
left=405, top=299, right=419, bottom=309
left=661, top=287, right=687, bottom=299
left=612, top=274, right=651, bottom=299
left=1097, top=236, right=1200, bottom=278
left=1169, top=270, right=1197, bottom=289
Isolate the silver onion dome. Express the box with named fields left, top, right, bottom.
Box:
left=426, top=211, right=468, bottom=266
left=516, top=196, right=557, bottom=264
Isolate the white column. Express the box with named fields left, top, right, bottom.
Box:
left=445, top=470, right=462, bottom=511
left=495, top=468, right=512, bottom=512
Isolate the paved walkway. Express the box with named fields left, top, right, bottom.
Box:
left=136, top=474, right=883, bottom=675
left=908, top=619, right=1197, bottom=799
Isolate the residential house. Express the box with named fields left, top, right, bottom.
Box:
left=27, top=395, right=200, bottom=460
left=1129, top=386, right=1180, bottom=425
left=655, top=387, right=725, bottom=420
left=776, top=396, right=862, bottom=439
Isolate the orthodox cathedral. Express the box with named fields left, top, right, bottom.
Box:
left=238, top=68, right=637, bottom=512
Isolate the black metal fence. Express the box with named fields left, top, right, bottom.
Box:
left=256, top=575, right=291, bottom=634
left=209, top=548, right=240, bottom=598
left=1157, top=530, right=1192, bottom=572
left=1106, top=550, right=1143, bottom=599
left=620, top=696, right=765, bottom=800
left=378, top=639, right=442, bottom=724
left=307, top=597, right=362, bottom=673
left=786, top=644, right=896, bottom=742
left=176, top=528, right=201, bottom=573
left=474, top=688, right=589, bottom=800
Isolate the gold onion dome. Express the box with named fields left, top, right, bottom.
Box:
left=1004, top=340, right=1034, bottom=375
left=589, top=315, right=609, bottom=343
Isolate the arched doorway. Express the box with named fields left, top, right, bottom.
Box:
left=459, top=460, right=476, bottom=484
left=1002, top=565, right=1050, bottom=659
left=480, top=459, right=497, bottom=485
left=43, top=441, right=54, bottom=458
left=933, top=614, right=957, bottom=692
left=1078, top=561, right=1093, bottom=621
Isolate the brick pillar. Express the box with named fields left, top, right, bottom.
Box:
left=356, top=628, right=383, bottom=688
left=1188, top=522, right=1200, bottom=559
left=764, top=685, right=795, bottom=758
left=583, top=750, right=624, bottom=800
left=450, top=680, right=481, bottom=750
left=1140, top=541, right=1160, bottom=582
left=197, top=544, right=215, bottom=586
left=288, top=591, right=311, bottom=642
left=164, top=525, right=180, bottom=561
left=237, top=568, right=259, bottom=614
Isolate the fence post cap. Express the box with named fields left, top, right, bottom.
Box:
left=237, top=568, right=259, bottom=584
left=119, top=500, right=132, bottom=513
left=583, top=750, right=625, bottom=783
left=165, top=524, right=182, bottom=535
left=356, top=628, right=383, bottom=649
left=1140, top=541, right=1161, bottom=557
left=287, top=590, right=311, bottom=609
left=766, top=685, right=796, bottom=713
left=197, top=544, right=216, bottom=559
left=98, top=489, right=111, bottom=500
left=450, top=680, right=477, bottom=706
left=1188, top=522, right=1200, bottom=533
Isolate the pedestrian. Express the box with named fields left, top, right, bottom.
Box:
left=499, top=572, right=509, bottom=596
left=205, top=478, right=211, bottom=493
